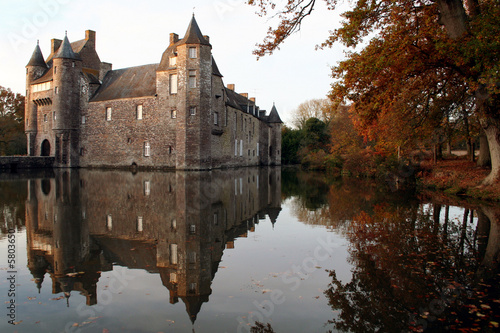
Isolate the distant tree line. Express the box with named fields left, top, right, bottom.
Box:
left=282, top=98, right=490, bottom=179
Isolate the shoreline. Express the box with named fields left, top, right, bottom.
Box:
left=416, top=156, right=500, bottom=202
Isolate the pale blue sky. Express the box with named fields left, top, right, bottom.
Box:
left=0, top=0, right=347, bottom=125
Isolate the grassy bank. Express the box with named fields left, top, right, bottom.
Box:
left=418, top=157, right=500, bottom=201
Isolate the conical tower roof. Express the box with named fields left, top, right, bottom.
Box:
left=178, top=15, right=210, bottom=46
left=53, top=34, right=81, bottom=60
left=26, top=42, right=47, bottom=68
left=267, top=104, right=283, bottom=123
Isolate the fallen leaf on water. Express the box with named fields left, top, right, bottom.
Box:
left=50, top=296, right=64, bottom=301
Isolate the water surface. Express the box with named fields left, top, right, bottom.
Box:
left=0, top=168, right=498, bottom=332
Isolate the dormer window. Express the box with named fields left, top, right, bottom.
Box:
left=169, top=56, right=177, bottom=67
left=188, top=47, right=197, bottom=58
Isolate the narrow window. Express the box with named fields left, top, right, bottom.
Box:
left=54, top=66, right=57, bottom=74
left=81, top=115, right=86, bottom=124
left=106, top=107, right=112, bottom=121
left=240, top=140, right=243, bottom=156
left=44, top=114, right=48, bottom=122
left=214, top=112, right=219, bottom=125
left=80, top=148, right=85, bottom=156
left=170, top=244, right=178, bottom=264
left=137, top=216, right=143, bottom=232
left=190, top=106, right=196, bottom=116
left=257, top=143, right=259, bottom=156
left=189, top=252, right=196, bottom=264
left=190, top=224, right=196, bottom=234
left=54, top=86, right=58, bottom=94
left=234, top=112, right=237, bottom=131
left=213, top=213, right=218, bottom=225
left=171, top=110, right=177, bottom=119
left=188, top=47, right=197, bottom=58
left=235, top=140, right=237, bottom=156
left=144, top=141, right=151, bottom=157
left=137, top=104, right=143, bottom=120
left=53, top=112, right=57, bottom=120
left=106, top=214, right=112, bottom=231
left=144, top=180, right=151, bottom=196
left=170, top=273, right=177, bottom=283
left=169, top=74, right=178, bottom=94
left=171, top=218, right=177, bottom=229
left=188, top=70, right=196, bottom=88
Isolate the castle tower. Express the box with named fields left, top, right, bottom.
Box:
left=157, top=16, right=213, bottom=170
left=267, top=104, right=283, bottom=165
left=51, top=34, right=82, bottom=167
left=25, top=42, right=48, bottom=155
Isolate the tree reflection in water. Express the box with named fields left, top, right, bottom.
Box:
left=325, top=201, right=500, bottom=332
left=282, top=169, right=499, bottom=332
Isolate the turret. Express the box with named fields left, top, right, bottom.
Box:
left=267, top=104, right=283, bottom=165
left=51, top=33, right=82, bottom=166
left=51, top=33, right=82, bottom=131
left=25, top=42, right=48, bottom=153
left=174, top=15, right=213, bottom=169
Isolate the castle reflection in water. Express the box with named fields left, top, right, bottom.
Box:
left=25, top=167, right=281, bottom=322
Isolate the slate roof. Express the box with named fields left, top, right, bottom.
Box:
left=27, top=43, right=47, bottom=68
left=178, top=15, right=210, bottom=46
left=54, top=35, right=81, bottom=60
left=90, top=64, right=158, bottom=102
left=212, top=58, right=222, bottom=77
left=225, top=88, right=255, bottom=112
left=267, top=104, right=283, bottom=123
left=32, top=68, right=53, bottom=84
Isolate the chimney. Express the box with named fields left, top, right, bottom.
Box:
left=240, top=93, right=248, bottom=98
left=250, top=97, right=256, bottom=103
left=51, top=38, right=62, bottom=53
left=203, top=35, right=210, bottom=43
left=170, top=33, right=179, bottom=45
left=85, top=30, right=96, bottom=48
left=227, top=84, right=235, bottom=91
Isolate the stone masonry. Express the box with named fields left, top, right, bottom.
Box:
left=24, top=16, right=282, bottom=170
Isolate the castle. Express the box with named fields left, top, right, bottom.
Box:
left=25, top=16, right=282, bottom=170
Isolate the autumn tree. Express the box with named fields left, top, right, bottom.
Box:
left=291, top=98, right=333, bottom=129
left=249, top=0, right=500, bottom=185
left=0, top=86, right=26, bottom=155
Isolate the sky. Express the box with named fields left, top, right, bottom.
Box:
left=0, top=0, right=348, bottom=126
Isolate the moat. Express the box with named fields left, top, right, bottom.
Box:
left=1, top=167, right=499, bottom=332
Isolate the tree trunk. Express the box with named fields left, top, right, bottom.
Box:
left=477, top=129, right=491, bottom=167
left=436, top=0, right=468, bottom=38
left=482, top=124, right=500, bottom=185
left=478, top=206, right=500, bottom=273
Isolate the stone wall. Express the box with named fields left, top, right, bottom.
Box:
left=0, top=156, right=55, bottom=170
